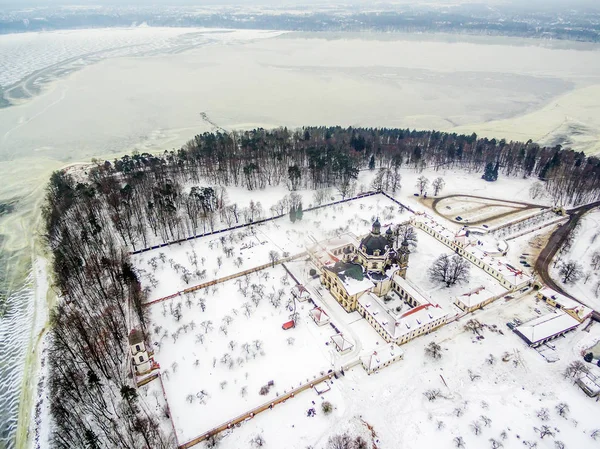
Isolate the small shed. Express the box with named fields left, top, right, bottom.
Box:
left=310, top=307, right=330, bottom=326
left=291, top=284, right=311, bottom=301
left=330, top=333, right=354, bottom=354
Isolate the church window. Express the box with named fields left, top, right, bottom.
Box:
left=139, top=355, right=144, bottom=363
left=135, top=344, right=140, bottom=352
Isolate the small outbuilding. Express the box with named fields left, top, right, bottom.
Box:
left=310, top=307, right=330, bottom=326
left=360, top=344, right=404, bottom=374
left=513, top=312, right=580, bottom=348
left=330, top=333, right=354, bottom=354
left=291, top=284, right=311, bottom=301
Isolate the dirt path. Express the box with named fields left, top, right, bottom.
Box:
left=430, top=194, right=545, bottom=225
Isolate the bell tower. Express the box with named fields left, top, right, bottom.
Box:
left=398, top=239, right=410, bottom=278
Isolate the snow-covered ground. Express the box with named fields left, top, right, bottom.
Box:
left=211, top=294, right=600, bottom=449
left=148, top=265, right=353, bottom=443
left=550, top=209, right=600, bottom=311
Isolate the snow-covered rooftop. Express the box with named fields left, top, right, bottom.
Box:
left=393, top=274, right=429, bottom=307
left=514, top=312, right=580, bottom=345
left=360, top=344, right=403, bottom=372
left=454, top=285, right=498, bottom=308
left=577, top=375, right=600, bottom=396
left=464, top=244, right=533, bottom=288
left=538, top=287, right=593, bottom=318
left=326, top=261, right=375, bottom=296
left=330, top=333, right=354, bottom=352
left=359, top=293, right=447, bottom=341
left=310, top=307, right=330, bottom=325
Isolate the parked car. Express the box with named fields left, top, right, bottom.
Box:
left=482, top=224, right=489, bottom=228
left=506, top=322, right=515, bottom=330
left=514, top=318, right=522, bottom=325
left=456, top=216, right=463, bottom=221
left=414, top=193, right=419, bottom=196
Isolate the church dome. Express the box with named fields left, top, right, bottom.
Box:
left=360, top=219, right=389, bottom=256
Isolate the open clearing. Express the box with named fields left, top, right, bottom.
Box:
left=433, top=195, right=544, bottom=226
left=148, top=265, right=344, bottom=443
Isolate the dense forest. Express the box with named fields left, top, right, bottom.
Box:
left=44, top=126, right=600, bottom=448
left=2, top=5, right=600, bottom=42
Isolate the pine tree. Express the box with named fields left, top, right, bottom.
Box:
left=482, top=162, right=498, bottom=182
left=368, top=154, right=375, bottom=170
left=296, top=202, right=303, bottom=220
left=289, top=206, right=297, bottom=223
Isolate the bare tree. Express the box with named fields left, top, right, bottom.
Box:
left=425, top=341, right=443, bottom=359
left=432, top=177, right=445, bottom=196
left=555, top=402, right=569, bottom=418
left=559, top=260, right=583, bottom=284
left=464, top=319, right=483, bottom=335
left=268, top=250, right=280, bottom=267
left=554, top=441, right=565, bottom=449
left=200, top=320, right=214, bottom=334
left=454, top=436, right=465, bottom=448
left=250, top=434, right=265, bottom=448
left=471, top=420, right=482, bottom=435
left=327, top=433, right=352, bottom=449
left=424, top=389, right=442, bottom=401
left=394, top=223, right=418, bottom=249
left=429, top=254, right=470, bottom=287
left=563, top=360, right=588, bottom=380
left=489, top=438, right=503, bottom=449
left=416, top=176, right=429, bottom=195
left=529, top=181, right=545, bottom=199
left=536, top=408, right=550, bottom=421
left=535, top=425, right=554, bottom=439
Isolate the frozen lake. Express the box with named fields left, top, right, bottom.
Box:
left=1, top=27, right=600, bottom=449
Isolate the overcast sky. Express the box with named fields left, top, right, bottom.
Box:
left=1, top=0, right=598, bottom=10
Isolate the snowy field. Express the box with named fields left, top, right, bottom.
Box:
left=434, top=196, right=533, bottom=225
left=210, top=294, right=600, bottom=449
left=148, top=265, right=349, bottom=443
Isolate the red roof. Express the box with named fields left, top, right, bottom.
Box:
left=282, top=320, right=295, bottom=330
left=400, top=303, right=432, bottom=318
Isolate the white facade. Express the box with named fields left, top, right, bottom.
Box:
left=129, top=329, right=152, bottom=375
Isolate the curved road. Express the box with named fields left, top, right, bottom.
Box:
left=534, top=200, right=600, bottom=320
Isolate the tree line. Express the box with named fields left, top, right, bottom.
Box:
left=96, top=127, right=600, bottom=252
left=43, top=170, right=174, bottom=449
